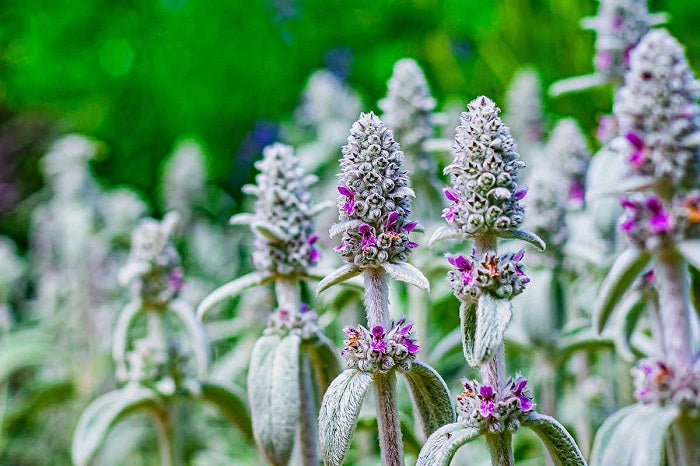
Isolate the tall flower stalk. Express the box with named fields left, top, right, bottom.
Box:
left=591, top=29, right=700, bottom=465
left=420, top=96, right=586, bottom=466
left=197, top=143, right=338, bottom=466
left=317, top=112, right=454, bottom=466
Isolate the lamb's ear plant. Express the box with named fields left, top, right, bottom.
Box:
left=550, top=0, right=667, bottom=96
left=72, top=212, right=251, bottom=466
left=198, top=142, right=339, bottom=466
left=419, top=96, right=586, bottom=466
left=317, top=112, right=454, bottom=466
left=590, top=29, right=700, bottom=466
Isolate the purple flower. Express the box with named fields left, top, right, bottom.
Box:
left=478, top=385, right=497, bottom=417
left=512, top=249, right=525, bottom=262
left=358, top=224, right=376, bottom=248
left=442, top=189, right=459, bottom=223
left=612, top=15, right=623, bottom=33
left=447, top=254, right=475, bottom=285
left=569, top=179, right=585, bottom=203
left=300, top=303, right=309, bottom=313
left=595, top=50, right=613, bottom=71
left=308, top=234, right=320, bottom=261
left=646, top=197, right=671, bottom=233
left=385, top=211, right=399, bottom=232
left=643, top=269, right=655, bottom=285
left=338, top=185, right=356, bottom=215
left=402, top=337, right=420, bottom=353
left=513, top=187, right=528, bottom=200
left=511, top=376, right=533, bottom=411
left=168, top=268, right=184, bottom=292
left=371, top=325, right=384, bottom=338
left=370, top=326, right=387, bottom=353
left=625, top=132, right=645, bottom=168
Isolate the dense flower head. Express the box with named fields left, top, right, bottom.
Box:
left=340, top=317, right=419, bottom=372
left=263, top=303, right=320, bottom=340
left=295, top=69, right=362, bottom=132
left=585, top=0, right=665, bottom=82
left=334, top=112, right=420, bottom=267
left=247, top=143, right=320, bottom=275
left=546, top=118, right=591, bottom=208
left=505, top=68, right=545, bottom=147
left=379, top=58, right=436, bottom=172
left=444, top=96, right=526, bottom=237
left=120, top=214, right=183, bottom=309
left=446, top=249, right=529, bottom=302
left=619, top=193, right=700, bottom=249
left=456, top=375, right=534, bottom=433
left=614, top=29, right=700, bottom=189
left=632, top=358, right=700, bottom=409
left=124, top=337, right=192, bottom=395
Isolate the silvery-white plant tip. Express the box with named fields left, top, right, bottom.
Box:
left=548, top=73, right=608, bottom=97
left=296, top=69, right=362, bottom=131
left=41, top=133, right=99, bottom=177
left=546, top=118, right=590, bottom=209
left=333, top=112, right=422, bottom=269
left=161, top=139, right=207, bottom=213
left=442, top=96, right=526, bottom=237
left=248, top=142, right=321, bottom=276
left=505, top=68, right=545, bottom=147
left=379, top=58, right=436, bottom=167
left=614, top=29, right=700, bottom=190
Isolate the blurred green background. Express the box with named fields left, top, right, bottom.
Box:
left=1, top=0, right=699, bottom=240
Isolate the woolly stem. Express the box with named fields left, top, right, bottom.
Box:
left=475, top=236, right=514, bottom=466
left=298, top=354, right=320, bottom=466
left=275, top=277, right=301, bottom=314
left=364, top=267, right=404, bottom=466
left=656, top=249, right=693, bottom=367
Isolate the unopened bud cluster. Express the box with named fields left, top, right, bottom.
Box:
left=546, top=119, right=590, bottom=207
left=446, top=249, right=530, bottom=302
left=248, top=143, right=320, bottom=275
left=340, top=318, right=419, bottom=372
left=456, top=375, right=534, bottom=433
left=124, top=338, right=192, bottom=395
left=122, top=217, right=183, bottom=309
left=263, top=303, right=320, bottom=341
left=614, top=29, right=700, bottom=189
left=443, top=97, right=526, bottom=236
left=524, top=159, right=568, bottom=259
left=633, top=359, right=700, bottom=410
left=619, top=192, right=700, bottom=250
left=334, top=112, right=419, bottom=267
left=505, top=69, right=544, bottom=147
left=379, top=58, right=436, bottom=170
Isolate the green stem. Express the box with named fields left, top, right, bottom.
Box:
left=153, top=408, right=178, bottom=466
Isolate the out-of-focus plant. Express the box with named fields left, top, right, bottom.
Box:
left=419, top=96, right=586, bottom=466
left=198, top=142, right=338, bottom=466
left=72, top=213, right=251, bottom=466
left=316, top=112, right=453, bottom=466
left=590, top=29, right=700, bottom=465
left=505, top=68, right=546, bottom=168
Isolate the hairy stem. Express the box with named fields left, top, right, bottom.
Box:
left=298, top=354, right=320, bottom=466
left=364, top=267, right=404, bottom=466
left=475, top=236, right=514, bottom=466
left=275, top=277, right=301, bottom=313
left=656, top=248, right=693, bottom=366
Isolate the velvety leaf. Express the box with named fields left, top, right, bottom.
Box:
left=460, top=301, right=477, bottom=366
left=306, top=333, right=341, bottom=397
left=401, top=360, right=455, bottom=438
left=522, top=411, right=586, bottom=466
left=498, top=228, right=546, bottom=251
left=248, top=334, right=301, bottom=466
left=382, top=261, right=430, bottom=292
left=474, top=294, right=512, bottom=364
left=616, top=291, right=647, bottom=362
left=169, top=300, right=210, bottom=377
left=252, top=221, right=289, bottom=243
left=315, top=264, right=362, bottom=295
left=329, top=220, right=364, bottom=238
left=319, top=369, right=373, bottom=466
left=554, top=325, right=614, bottom=365
left=428, top=226, right=467, bottom=247
left=593, top=247, right=652, bottom=333
left=590, top=404, right=679, bottom=466
left=200, top=382, right=253, bottom=442
left=0, top=330, right=49, bottom=382
left=111, top=301, right=142, bottom=381
left=416, top=422, right=481, bottom=466
left=308, top=200, right=335, bottom=216
left=228, top=213, right=256, bottom=225
left=678, top=239, right=700, bottom=271
left=71, top=387, right=163, bottom=466
left=196, top=271, right=273, bottom=320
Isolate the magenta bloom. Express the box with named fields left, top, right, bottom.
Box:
left=512, top=376, right=533, bottom=411
left=168, top=268, right=184, bottom=292
left=307, top=234, right=320, bottom=262
left=442, top=189, right=459, bottom=223
left=478, top=385, right=497, bottom=417
left=625, top=132, right=645, bottom=168
left=646, top=197, right=671, bottom=233
left=358, top=224, right=376, bottom=249
left=338, top=185, right=356, bottom=215
left=385, top=211, right=399, bottom=232
left=513, top=187, right=528, bottom=200
left=402, top=337, right=420, bottom=354
left=595, top=50, right=613, bottom=71
left=448, top=254, right=475, bottom=285
left=370, top=325, right=387, bottom=353
left=569, top=179, right=585, bottom=203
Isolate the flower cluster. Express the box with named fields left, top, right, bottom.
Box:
left=614, top=29, right=700, bottom=189
left=247, top=143, right=320, bottom=275
left=124, top=337, right=192, bottom=395
left=546, top=118, right=590, bottom=207
left=295, top=69, right=362, bottom=134
left=584, top=0, right=665, bottom=83
left=263, top=303, right=320, bottom=341
left=443, top=96, right=526, bottom=237
left=456, top=375, right=535, bottom=433
left=334, top=112, right=420, bottom=267
left=619, top=193, right=700, bottom=249
left=632, top=359, right=700, bottom=409
left=119, top=214, right=183, bottom=309
left=379, top=58, right=436, bottom=172
left=340, top=318, right=420, bottom=372
left=446, top=249, right=530, bottom=302
left=505, top=68, right=544, bottom=148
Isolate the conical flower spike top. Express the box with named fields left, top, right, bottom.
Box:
left=333, top=112, right=420, bottom=268
left=246, top=143, right=320, bottom=275
left=444, top=96, right=526, bottom=237
left=505, top=68, right=544, bottom=147
left=614, top=29, right=700, bottom=190
left=379, top=58, right=436, bottom=160
left=545, top=118, right=591, bottom=208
